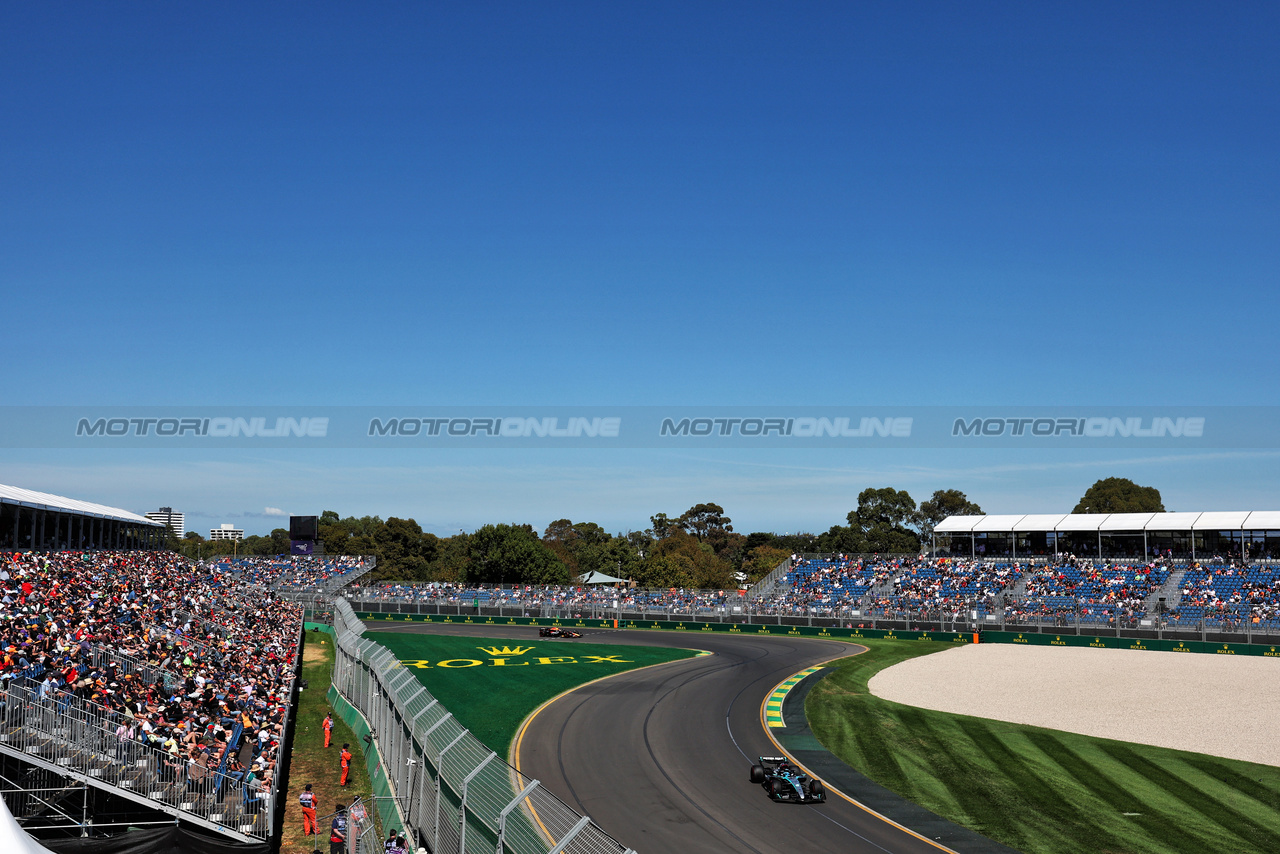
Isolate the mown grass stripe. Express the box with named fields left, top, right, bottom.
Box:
left=1025, top=731, right=1217, bottom=853
left=954, top=718, right=1123, bottom=853
left=1098, top=743, right=1280, bottom=851
left=1182, top=756, right=1280, bottom=811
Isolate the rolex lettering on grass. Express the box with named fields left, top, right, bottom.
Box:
left=398, top=645, right=631, bottom=669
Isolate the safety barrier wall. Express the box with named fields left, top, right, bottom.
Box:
left=351, top=609, right=1280, bottom=656
left=327, top=599, right=635, bottom=854
left=979, top=630, right=1280, bottom=657
left=346, top=591, right=1280, bottom=641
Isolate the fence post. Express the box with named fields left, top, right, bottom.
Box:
left=434, top=731, right=467, bottom=853
left=457, top=752, right=497, bottom=853
left=547, top=816, right=591, bottom=854
left=496, top=779, right=540, bottom=854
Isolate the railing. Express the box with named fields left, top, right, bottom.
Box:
left=327, top=599, right=635, bottom=854
left=342, top=589, right=1280, bottom=644
left=0, top=680, right=269, bottom=841
left=744, top=557, right=796, bottom=598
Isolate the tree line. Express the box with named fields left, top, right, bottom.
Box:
left=167, top=478, right=1162, bottom=587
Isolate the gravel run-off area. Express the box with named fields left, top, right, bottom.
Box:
left=868, top=644, right=1280, bottom=767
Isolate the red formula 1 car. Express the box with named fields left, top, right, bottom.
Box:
left=538, top=626, right=583, bottom=638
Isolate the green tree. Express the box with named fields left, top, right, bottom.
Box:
left=269, top=528, right=291, bottom=554
left=742, top=544, right=792, bottom=584
left=633, top=554, right=695, bottom=589
left=373, top=517, right=439, bottom=580
left=678, top=503, right=733, bottom=542
left=1073, top=478, right=1164, bottom=513
left=813, top=523, right=867, bottom=555
left=917, top=489, right=983, bottom=541
left=649, top=513, right=678, bottom=540
left=850, top=487, right=921, bottom=554
left=467, top=524, right=569, bottom=586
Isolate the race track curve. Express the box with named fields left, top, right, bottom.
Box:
left=367, top=622, right=953, bottom=854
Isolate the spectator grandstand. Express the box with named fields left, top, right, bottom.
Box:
left=213, top=554, right=370, bottom=593
left=0, top=550, right=335, bottom=842
left=343, top=553, right=1280, bottom=637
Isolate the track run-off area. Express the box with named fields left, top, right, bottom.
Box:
left=368, top=621, right=965, bottom=854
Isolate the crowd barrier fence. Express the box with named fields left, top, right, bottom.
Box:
left=325, top=599, right=636, bottom=854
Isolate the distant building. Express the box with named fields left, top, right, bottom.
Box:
left=146, top=507, right=185, bottom=538
left=209, top=524, right=244, bottom=541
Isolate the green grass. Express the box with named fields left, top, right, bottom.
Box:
left=806, top=640, right=1280, bottom=854
left=281, top=631, right=380, bottom=854
left=366, top=632, right=697, bottom=755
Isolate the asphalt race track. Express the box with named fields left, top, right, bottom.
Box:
left=368, top=622, right=955, bottom=854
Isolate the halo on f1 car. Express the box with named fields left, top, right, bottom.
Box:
left=749, top=756, right=826, bottom=804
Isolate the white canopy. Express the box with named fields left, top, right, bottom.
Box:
left=1052, top=514, right=1108, bottom=532
left=1013, top=514, right=1069, bottom=531
left=938, top=510, right=1280, bottom=533
left=0, top=793, right=58, bottom=854
left=934, top=516, right=983, bottom=533
left=1243, top=511, right=1280, bottom=530
left=1192, top=511, right=1251, bottom=530
left=1097, top=513, right=1157, bottom=531
left=971, top=515, right=1026, bottom=533
left=0, top=482, right=161, bottom=526
left=1144, top=512, right=1204, bottom=530
left=576, top=570, right=627, bottom=585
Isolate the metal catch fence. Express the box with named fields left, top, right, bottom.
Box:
left=328, top=599, right=635, bottom=854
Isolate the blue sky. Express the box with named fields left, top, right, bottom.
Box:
left=2, top=3, right=1278, bottom=537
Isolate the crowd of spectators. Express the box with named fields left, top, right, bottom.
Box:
left=1004, top=555, right=1173, bottom=626
left=1169, top=562, right=1280, bottom=628
left=0, top=550, right=307, bottom=813
left=863, top=557, right=1020, bottom=620
left=216, top=554, right=367, bottom=591
left=346, top=553, right=1280, bottom=630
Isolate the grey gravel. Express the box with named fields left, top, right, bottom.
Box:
left=867, top=644, right=1280, bottom=767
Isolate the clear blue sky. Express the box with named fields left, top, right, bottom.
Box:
left=2, top=3, right=1277, bottom=536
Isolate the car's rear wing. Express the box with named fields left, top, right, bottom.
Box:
left=758, top=756, right=787, bottom=765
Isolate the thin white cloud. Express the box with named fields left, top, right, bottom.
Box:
left=264, top=507, right=287, bottom=516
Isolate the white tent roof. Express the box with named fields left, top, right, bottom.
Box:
left=1144, top=512, right=1204, bottom=530
left=938, top=510, right=1280, bottom=533
left=1013, top=514, right=1069, bottom=531
left=0, top=483, right=161, bottom=526
left=1052, top=514, right=1108, bottom=532
left=1192, top=511, right=1251, bottom=530
left=971, top=515, right=1026, bottom=532
left=1097, top=513, right=1157, bottom=531
left=934, top=516, right=983, bottom=533
left=0, top=793, right=58, bottom=854
left=577, top=570, right=627, bottom=585
left=1243, top=511, right=1280, bottom=530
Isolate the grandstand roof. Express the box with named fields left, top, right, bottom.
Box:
left=1097, top=512, right=1156, bottom=531
left=1244, top=511, right=1280, bottom=529
left=934, top=515, right=983, bottom=533
left=971, top=514, right=1027, bottom=532
left=1145, top=512, right=1203, bottom=530
left=938, top=510, right=1280, bottom=533
left=1192, top=511, right=1251, bottom=530
left=1013, top=514, right=1068, bottom=531
left=0, top=483, right=161, bottom=526
left=1052, top=514, right=1108, bottom=532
